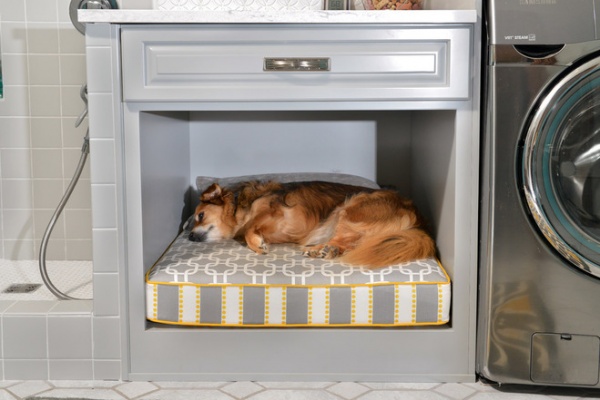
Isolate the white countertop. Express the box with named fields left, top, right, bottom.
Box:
left=78, top=9, right=478, bottom=24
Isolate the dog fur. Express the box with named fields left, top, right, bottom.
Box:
left=188, top=180, right=436, bottom=269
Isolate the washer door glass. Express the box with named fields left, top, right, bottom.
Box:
left=523, top=56, right=600, bottom=278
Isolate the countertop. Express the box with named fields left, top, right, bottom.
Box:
left=78, top=9, right=478, bottom=24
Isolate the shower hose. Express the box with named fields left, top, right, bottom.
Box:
left=38, top=85, right=91, bottom=300
left=42, top=1, right=119, bottom=300
left=41, top=1, right=119, bottom=300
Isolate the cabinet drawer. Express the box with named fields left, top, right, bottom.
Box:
left=121, top=25, right=471, bottom=102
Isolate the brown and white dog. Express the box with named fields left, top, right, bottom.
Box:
left=188, top=180, right=436, bottom=269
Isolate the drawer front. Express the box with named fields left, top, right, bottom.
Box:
left=121, top=25, right=472, bottom=102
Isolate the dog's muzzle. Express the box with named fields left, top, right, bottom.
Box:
left=188, top=231, right=207, bottom=242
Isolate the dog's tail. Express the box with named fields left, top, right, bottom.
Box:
left=340, top=228, right=436, bottom=269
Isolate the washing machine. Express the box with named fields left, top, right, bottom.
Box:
left=478, top=0, right=600, bottom=387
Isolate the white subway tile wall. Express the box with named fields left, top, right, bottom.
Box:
left=0, top=0, right=91, bottom=260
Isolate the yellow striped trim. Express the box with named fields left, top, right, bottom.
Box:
left=178, top=286, right=184, bottom=323
left=438, top=283, right=443, bottom=323
left=308, top=288, right=313, bottom=325
left=265, top=287, right=270, bottom=324
left=196, top=286, right=201, bottom=324
left=325, top=288, right=330, bottom=324
left=152, top=284, right=158, bottom=320
left=394, top=284, right=399, bottom=324
left=221, top=286, right=227, bottom=324
left=368, top=286, right=373, bottom=325
left=281, top=287, right=287, bottom=325
left=351, top=287, right=356, bottom=324
left=238, top=286, right=244, bottom=325
left=411, top=284, right=417, bottom=324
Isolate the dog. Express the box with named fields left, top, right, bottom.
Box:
left=188, top=180, right=436, bottom=269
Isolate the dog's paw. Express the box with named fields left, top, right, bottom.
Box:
left=303, top=245, right=339, bottom=259
left=257, top=241, right=268, bottom=254
left=320, top=245, right=340, bottom=259
left=302, top=246, right=319, bottom=258
left=248, top=238, right=269, bottom=255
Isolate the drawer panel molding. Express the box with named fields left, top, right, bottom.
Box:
left=122, top=25, right=472, bottom=102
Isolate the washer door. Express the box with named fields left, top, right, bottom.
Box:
left=523, top=55, right=600, bottom=278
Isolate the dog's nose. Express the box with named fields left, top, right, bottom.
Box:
left=188, top=231, right=208, bottom=242
left=188, top=232, right=200, bottom=242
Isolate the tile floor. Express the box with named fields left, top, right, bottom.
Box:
left=1, top=380, right=600, bottom=400
left=0, top=260, right=93, bottom=301
left=2, top=264, right=599, bottom=400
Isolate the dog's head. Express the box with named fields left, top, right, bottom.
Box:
left=188, top=183, right=237, bottom=242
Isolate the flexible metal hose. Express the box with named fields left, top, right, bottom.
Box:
left=38, top=84, right=91, bottom=300
left=38, top=131, right=91, bottom=300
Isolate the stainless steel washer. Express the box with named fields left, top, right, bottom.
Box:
left=479, top=0, right=600, bottom=387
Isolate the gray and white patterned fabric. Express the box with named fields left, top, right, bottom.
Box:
left=146, top=235, right=451, bottom=327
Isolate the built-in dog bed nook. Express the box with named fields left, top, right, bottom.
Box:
left=145, top=173, right=451, bottom=328
left=80, top=16, right=480, bottom=380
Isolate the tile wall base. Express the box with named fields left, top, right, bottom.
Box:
left=0, top=300, right=121, bottom=380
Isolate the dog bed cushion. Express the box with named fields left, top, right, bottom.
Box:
left=145, top=173, right=451, bottom=327
left=146, top=236, right=450, bottom=327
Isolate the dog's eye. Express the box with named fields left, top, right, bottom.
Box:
left=196, top=212, right=204, bottom=223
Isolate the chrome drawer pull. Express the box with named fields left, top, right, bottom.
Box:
left=264, top=58, right=330, bottom=72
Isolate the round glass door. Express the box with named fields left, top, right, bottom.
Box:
left=523, top=55, right=600, bottom=278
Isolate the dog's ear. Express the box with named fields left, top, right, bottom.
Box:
left=200, top=183, right=225, bottom=205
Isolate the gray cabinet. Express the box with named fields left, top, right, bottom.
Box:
left=84, top=13, right=481, bottom=382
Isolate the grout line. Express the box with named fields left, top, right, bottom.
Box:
left=56, top=0, right=69, bottom=262
left=45, top=308, right=51, bottom=380
left=90, top=305, right=96, bottom=381
left=0, top=311, right=4, bottom=380
left=24, top=0, right=38, bottom=263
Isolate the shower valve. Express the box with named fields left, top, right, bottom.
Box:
left=78, top=0, right=113, bottom=9
left=70, top=0, right=117, bottom=35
